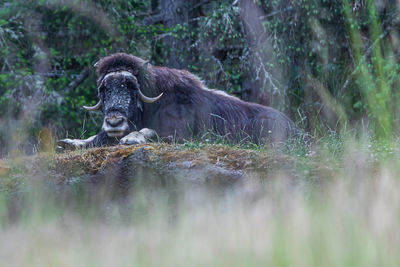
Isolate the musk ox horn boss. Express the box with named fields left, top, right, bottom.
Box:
left=59, top=53, right=304, bottom=149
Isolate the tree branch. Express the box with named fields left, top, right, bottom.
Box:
left=189, top=0, right=211, bottom=12
left=143, top=12, right=165, bottom=25
left=64, top=68, right=89, bottom=93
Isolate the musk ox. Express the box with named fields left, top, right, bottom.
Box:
left=59, top=53, right=303, bottom=149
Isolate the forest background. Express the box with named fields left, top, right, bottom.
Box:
left=0, top=0, right=399, bottom=154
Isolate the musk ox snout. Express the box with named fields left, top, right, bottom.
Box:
left=102, top=114, right=129, bottom=138
left=105, top=116, right=124, bottom=127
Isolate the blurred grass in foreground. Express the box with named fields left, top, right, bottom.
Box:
left=1, top=136, right=400, bottom=267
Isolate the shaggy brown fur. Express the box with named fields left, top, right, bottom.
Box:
left=91, top=53, right=301, bottom=146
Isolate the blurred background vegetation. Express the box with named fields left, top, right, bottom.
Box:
left=1, top=0, right=400, bottom=155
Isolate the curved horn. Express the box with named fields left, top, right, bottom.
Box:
left=83, top=100, right=102, bottom=111
left=138, top=88, right=163, bottom=103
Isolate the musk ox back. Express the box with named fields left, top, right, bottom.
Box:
left=60, top=53, right=302, bottom=149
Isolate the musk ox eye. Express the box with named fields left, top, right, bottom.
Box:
left=125, top=79, right=138, bottom=89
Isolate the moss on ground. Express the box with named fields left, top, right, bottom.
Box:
left=0, top=142, right=338, bottom=193
left=54, top=143, right=297, bottom=174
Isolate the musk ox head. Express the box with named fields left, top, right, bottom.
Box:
left=83, top=53, right=162, bottom=138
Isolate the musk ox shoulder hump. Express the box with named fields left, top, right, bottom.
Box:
left=178, top=69, right=236, bottom=99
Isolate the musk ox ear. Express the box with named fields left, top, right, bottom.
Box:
left=137, top=61, right=154, bottom=95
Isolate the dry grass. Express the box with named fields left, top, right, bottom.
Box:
left=53, top=143, right=294, bottom=174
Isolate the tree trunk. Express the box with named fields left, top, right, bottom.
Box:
left=239, top=0, right=286, bottom=108
left=160, top=0, right=189, bottom=69
left=146, top=0, right=202, bottom=69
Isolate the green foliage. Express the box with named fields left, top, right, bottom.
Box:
left=1, top=0, right=400, bottom=151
